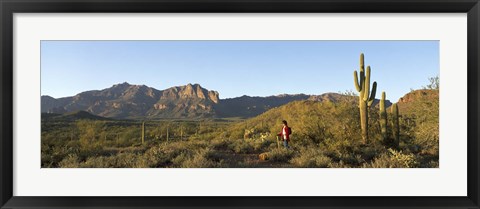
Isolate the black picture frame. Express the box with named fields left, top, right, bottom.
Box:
left=1, top=0, right=479, bottom=208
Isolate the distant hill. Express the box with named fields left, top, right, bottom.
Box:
left=42, top=82, right=393, bottom=120
left=41, top=110, right=110, bottom=121
left=225, top=99, right=362, bottom=141
left=214, top=94, right=310, bottom=118
left=396, top=89, right=439, bottom=115
left=225, top=89, right=436, bottom=141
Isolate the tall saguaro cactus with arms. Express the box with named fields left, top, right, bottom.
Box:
left=379, top=91, right=388, bottom=143
left=391, top=103, right=400, bottom=148
left=353, top=53, right=377, bottom=143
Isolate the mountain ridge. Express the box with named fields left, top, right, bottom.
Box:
left=42, top=82, right=392, bottom=119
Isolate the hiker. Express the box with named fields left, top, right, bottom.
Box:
left=277, top=120, right=291, bottom=149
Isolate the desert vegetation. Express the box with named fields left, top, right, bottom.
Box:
left=41, top=54, right=439, bottom=168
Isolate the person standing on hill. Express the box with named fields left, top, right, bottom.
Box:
left=277, top=120, right=291, bottom=149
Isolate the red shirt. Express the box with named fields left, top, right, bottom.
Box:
left=278, top=125, right=291, bottom=141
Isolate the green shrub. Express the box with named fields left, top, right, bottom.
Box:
left=58, top=154, right=81, bottom=168
left=290, top=148, right=332, bottom=168
left=211, top=138, right=229, bottom=150
left=228, top=140, right=255, bottom=154
left=266, top=148, right=294, bottom=162
left=139, top=146, right=171, bottom=167
left=365, top=148, right=418, bottom=168
left=253, top=140, right=272, bottom=152
left=171, top=148, right=221, bottom=168
left=180, top=149, right=216, bottom=168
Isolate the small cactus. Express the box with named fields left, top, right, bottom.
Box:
left=353, top=53, right=378, bottom=143
left=379, top=92, right=388, bottom=143
left=180, top=126, right=184, bottom=140
left=166, top=126, right=169, bottom=142
left=276, top=135, right=280, bottom=149
left=391, top=103, right=400, bottom=148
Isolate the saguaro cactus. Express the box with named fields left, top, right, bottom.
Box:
left=166, top=126, right=169, bottom=142
left=379, top=91, right=388, bottom=142
left=353, top=53, right=378, bottom=143
left=391, top=103, right=400, bottom=148
left=141, top=121, right=145, bottom=144
left=180, top=126, right=184, bottom=140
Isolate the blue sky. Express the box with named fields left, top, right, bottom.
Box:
left=41, top=40, right=439, bottom=102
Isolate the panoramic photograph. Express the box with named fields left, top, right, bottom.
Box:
left=41, top=41, right=439, bottom=168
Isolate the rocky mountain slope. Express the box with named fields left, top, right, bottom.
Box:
left=42, top=83, right=219, bottom=119
left=396, top=89, right=439, bottom=115
left=42, top=82, right=393, bottom=119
